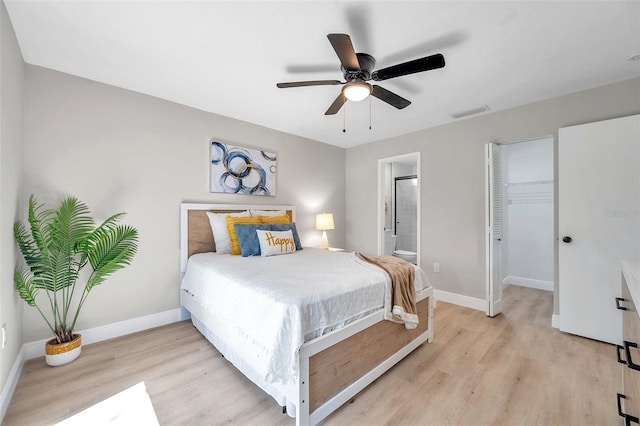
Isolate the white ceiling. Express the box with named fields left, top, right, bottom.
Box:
left=5, top=1, right=640, bottom=149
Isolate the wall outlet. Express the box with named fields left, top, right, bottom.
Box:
left=1, top=324, right=6, bottom=349
left=433, top=263, right=440, bottom=273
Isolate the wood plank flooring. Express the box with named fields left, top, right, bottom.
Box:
left=3, top=286, right=619, bottom=425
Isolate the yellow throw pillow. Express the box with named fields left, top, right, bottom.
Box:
left=258, top=214, right=290, bottom=224
left=226, top=216, right=263, bottom=255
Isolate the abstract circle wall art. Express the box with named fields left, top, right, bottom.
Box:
left=209, top=140, right=277, bottom=196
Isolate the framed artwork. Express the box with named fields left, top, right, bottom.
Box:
left=209, top=141, right=277, bottom=196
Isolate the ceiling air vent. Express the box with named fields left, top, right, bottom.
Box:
left=449, top=104, right=491, bottom=119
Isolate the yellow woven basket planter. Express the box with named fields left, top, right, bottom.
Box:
left=45, top=334, right=82, bottom=366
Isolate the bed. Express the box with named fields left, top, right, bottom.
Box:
left=179, top=203, right=434, bottom=425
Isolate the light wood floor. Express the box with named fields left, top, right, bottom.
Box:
left=3, top=286, right=618, bottom=425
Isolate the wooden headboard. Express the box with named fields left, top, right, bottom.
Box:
left=180, top=203, right=295, bottom=274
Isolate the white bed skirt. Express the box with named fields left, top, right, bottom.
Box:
left=190, top=315, right=298, bottom=417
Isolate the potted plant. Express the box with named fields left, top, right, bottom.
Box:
left=14, top=195, right=138, bottom=366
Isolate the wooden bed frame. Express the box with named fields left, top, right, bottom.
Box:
left=179, top=203, right=434, bottom=425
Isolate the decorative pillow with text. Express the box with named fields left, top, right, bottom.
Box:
left=266, top=223, right=303, bottom=251
left=256, top=229, right=296, bottom=257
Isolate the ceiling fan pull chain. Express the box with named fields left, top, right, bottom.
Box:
left=343, top=103, right=347, bottom=133
left=369, top=96, right=372, bottom=130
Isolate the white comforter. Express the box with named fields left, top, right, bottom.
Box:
left=180, top=248, right=430, bottom=385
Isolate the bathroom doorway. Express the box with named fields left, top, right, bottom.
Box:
left=378, top=152, right=420, bottom=266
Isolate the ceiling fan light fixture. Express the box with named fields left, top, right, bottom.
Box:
left=343, top=81, right=372, bottom=102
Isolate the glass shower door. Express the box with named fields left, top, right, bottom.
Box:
left=395, top=176, right=417, bottom=252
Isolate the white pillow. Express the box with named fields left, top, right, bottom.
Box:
left=206, top=211, right=250, bottom=254
left=249, top=209, right=286, bottom=217
left=256, top=229, right=296, bottom=257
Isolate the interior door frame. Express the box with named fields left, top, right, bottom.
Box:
left=377, top=152, right=421, bottom=269
left=486, top=136, right=556, bottom=319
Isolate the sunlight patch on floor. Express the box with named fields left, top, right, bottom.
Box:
left=54, top=382, right=159, bottom=426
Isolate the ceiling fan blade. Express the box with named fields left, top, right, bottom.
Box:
left=325, top=93, right=347, bottom=115
left=327, top=33, right=360, bottom=72
left=372, top=53, right=445, bottom=81
left=371, top=85, right=411, bottom=109
left=277, top=80, right=343, bottom=88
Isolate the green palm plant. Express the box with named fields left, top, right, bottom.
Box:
left=14, top=195, right=138, bottom=344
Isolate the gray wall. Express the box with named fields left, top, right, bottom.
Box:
left=0, top=0, right=24, bottom=396
left=345, top=78, right=640, bottom=313
left=21, top=65, right=346, bottom=342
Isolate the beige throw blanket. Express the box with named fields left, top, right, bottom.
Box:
left=356, top=253, right=418, bottom=329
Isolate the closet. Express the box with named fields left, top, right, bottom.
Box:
left=500, top=137, right=554, bottom=292
left=486, top=138, right=554, bottom=317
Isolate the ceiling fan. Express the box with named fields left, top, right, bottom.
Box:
left=276, top=33, right=445, bottom=115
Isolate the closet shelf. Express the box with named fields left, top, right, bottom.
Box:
left=506, top=180, right=553, bottom=204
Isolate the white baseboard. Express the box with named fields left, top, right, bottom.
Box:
left=0, top=346, right=25, bottom=422
left=1, top=308, right=181, bottom=423
left=552, top=314, right=560, bottom=329
left=23, top=309, right=182, bottom=360
left=433, top=289, right=487, bottom=312
left=503, top=276, right=553, bottom=292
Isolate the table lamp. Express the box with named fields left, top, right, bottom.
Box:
left=315, top=213, right=335, bottom=249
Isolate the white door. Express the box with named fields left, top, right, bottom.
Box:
left=559, top=114, right=640, bottom=345
left=486, top=143, right=503, bottom=317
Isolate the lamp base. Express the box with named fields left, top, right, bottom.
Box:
left=320, top=231, right=330, bottom=249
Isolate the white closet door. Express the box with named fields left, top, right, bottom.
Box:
left=558, top=114, right=640, bottom=344
left=486, top=143, right=503, bottom=317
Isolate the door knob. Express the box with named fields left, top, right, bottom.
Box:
left=562, top=236, right=572, bottom=243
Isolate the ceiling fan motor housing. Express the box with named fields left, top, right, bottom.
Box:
left=341, top=53, right=375, bottom=81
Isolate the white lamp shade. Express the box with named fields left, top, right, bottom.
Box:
left=315, top=213, right=335, bottom=230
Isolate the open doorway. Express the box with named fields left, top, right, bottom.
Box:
left=378, top=153, right=420, bottom=267
left=486, top=137, right=554, bottom=317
